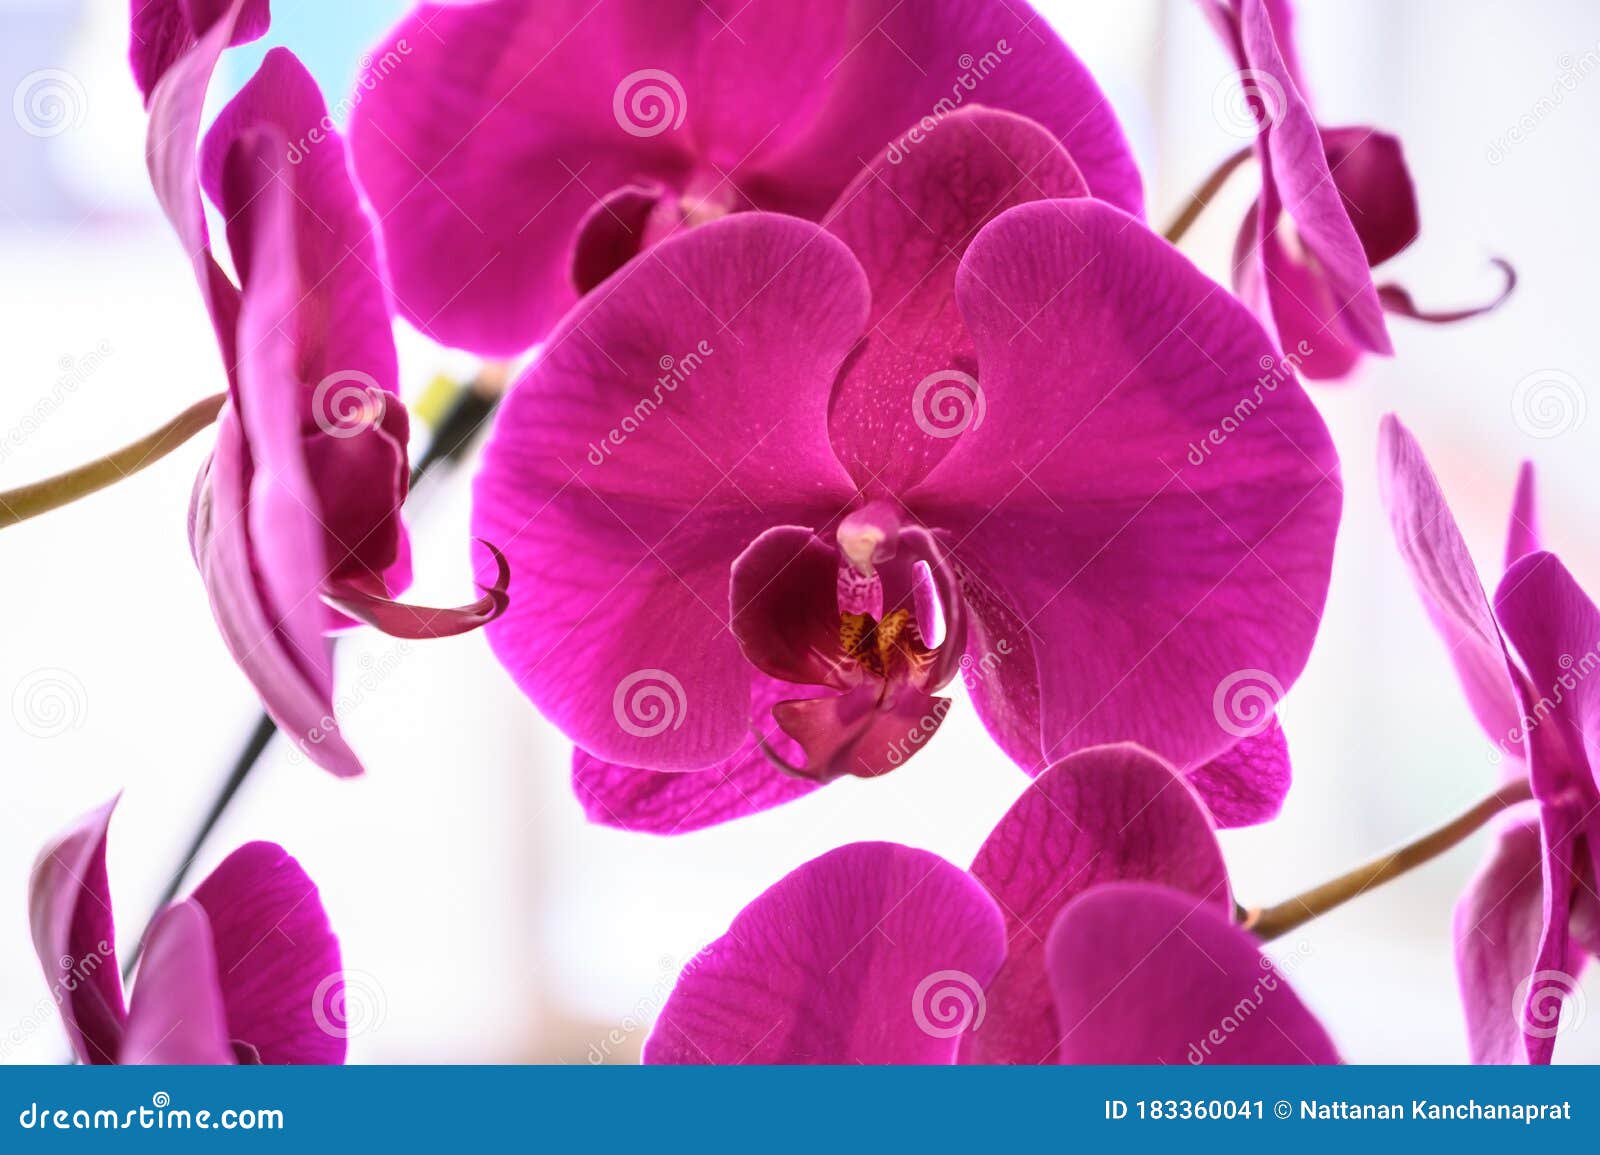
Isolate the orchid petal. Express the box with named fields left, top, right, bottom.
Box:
left=1377, top=416, right=1525, bottom=754
left=572, top=674, right=820, bottom=834
left=27, top=797, right=127, bottom=1065
left=730, top=527, right=849, bottom=688
left=1186, top=718, right=1293, bottom=828
left=349, top=0, right=1141, bottom=354
left=1495, top=552, right=1600, bottom=798
left=324, top=540, right=510, bottom=639
left=121, top=901, right=237, bottom=1065
left=1236, top=0, right=1390, bottom=359
left=142, top=0, right=259, bottom=365
left=471, top=213, right=866, bottom=770
left=922, top=199, right=1339, bottom=770
left=130, top=0, right=269, bottom=103
left=1505, top=461, right=1540, bottom=572
left=772, top=685, right=951, bottom=781
left=823, top=106, right=1088, bottom=493
left=1454, top=818, right=1553, bottom=1064
left=191, top=842, right=345, bottom=1065
left=963, top=745, right=1230, bottom=1065
left=1320, top=127, right=1418, bottom=268
left=644, top=842, right=1004, bottom=1064
left=1048, top=882, right=1340, bottom=1064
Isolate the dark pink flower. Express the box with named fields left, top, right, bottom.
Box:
left=1208, top=0, right=1511, bottom=380
left=132, top=5, right=508, bottom=776
left=29, top=797, right=343, bottom=1065
left=473, top=109, right=1339, bottom=831
left=643, top=745, right=1339, bottom=1064
left=348, top=0, right=1145, bottom=356
left=1379, top=415, right=1597, bottom=1063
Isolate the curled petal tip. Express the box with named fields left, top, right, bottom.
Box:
left=1378, top=257, right=1516, bottom=324
left=320, top=539, right=510, bottom=640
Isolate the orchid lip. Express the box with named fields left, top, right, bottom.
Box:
left=729, top=517, right=968, bottom=782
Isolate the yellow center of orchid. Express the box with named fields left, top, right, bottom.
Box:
left=839, top=607, right=935, bottom=683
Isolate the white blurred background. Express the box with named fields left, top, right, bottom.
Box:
left=2, top=0, right=1598, bottom=1063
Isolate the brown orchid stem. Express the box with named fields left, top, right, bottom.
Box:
left=1246, top=777, right=1536, bottom=941
left=1162, top=146, right=1254, bottom=246
left=0, top=392, right=227, bottom=529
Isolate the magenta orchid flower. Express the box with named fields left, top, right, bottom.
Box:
left=131, top=5, right=508, bottom=776
left=348, top=0, right=1144, bottom=356
left=643, top=745, right=1339, bottom=1064
left=1207, top=0, right=1511, bottom=380
left=29, top=797, right=344, bottom=1065
left=473, top=106, right=1339, bottom=833
left=1379, top=415, right=1598, bottom=1063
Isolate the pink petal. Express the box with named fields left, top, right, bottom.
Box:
left=1377, top=415, right=1525, bottom=753
left=121, top=901, right=237, bottom=1065
left=471, top=213, right=865, bottom=771
left=189, top=51, right=416, bottom=776
left=129, top=0, right=270, bottom=102
left=1453, top=818, right=1551, bottom=1064
left=1505, top=461, right=1540, bottom=572
left=823, top=106, right=1088, bottom=492
left=644, top=842, right=1004, bottom=1064
left=570, top=184, right=667, bottom=296
left=919, top=199, right=1339, bottom=771
left=27, top=797, right=127, bottom=1065
left=1320, top=127, right=1418, bottom=268
left=1186, top=718, right=1293, bottom=828
left=324, top=540, right=510, bottom=640
left=772, top=683, right=952, bottom=781
left=1048, top=882, right=1340, bottom=1064
left=203, top=49, right=410, bottom=603
left=572, top=676, right=821, bottom=834
left=349, top=0, right=1141, bottom=354
left=962, top=745, right=1230, bottom=1064
left=142, top=0, right=258, bottom=364
left=190, top=842, right=345, bottom=1065
left=730, top=527, right=850, bottom=688
left=192, top=415, right=360, bottom=777
left=1236, top=0, right=1391, bottom=359
left=1247, top=213, right=1364, bottom=381
left=1522, top=804, right=1583, bottom=1065
left=1495, top=552, right=1600, bottom=800
left=951, top=561, right=1047, bottom=771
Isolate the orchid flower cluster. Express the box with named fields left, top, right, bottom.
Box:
left=15, top=0, right=1568, bottom=1066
